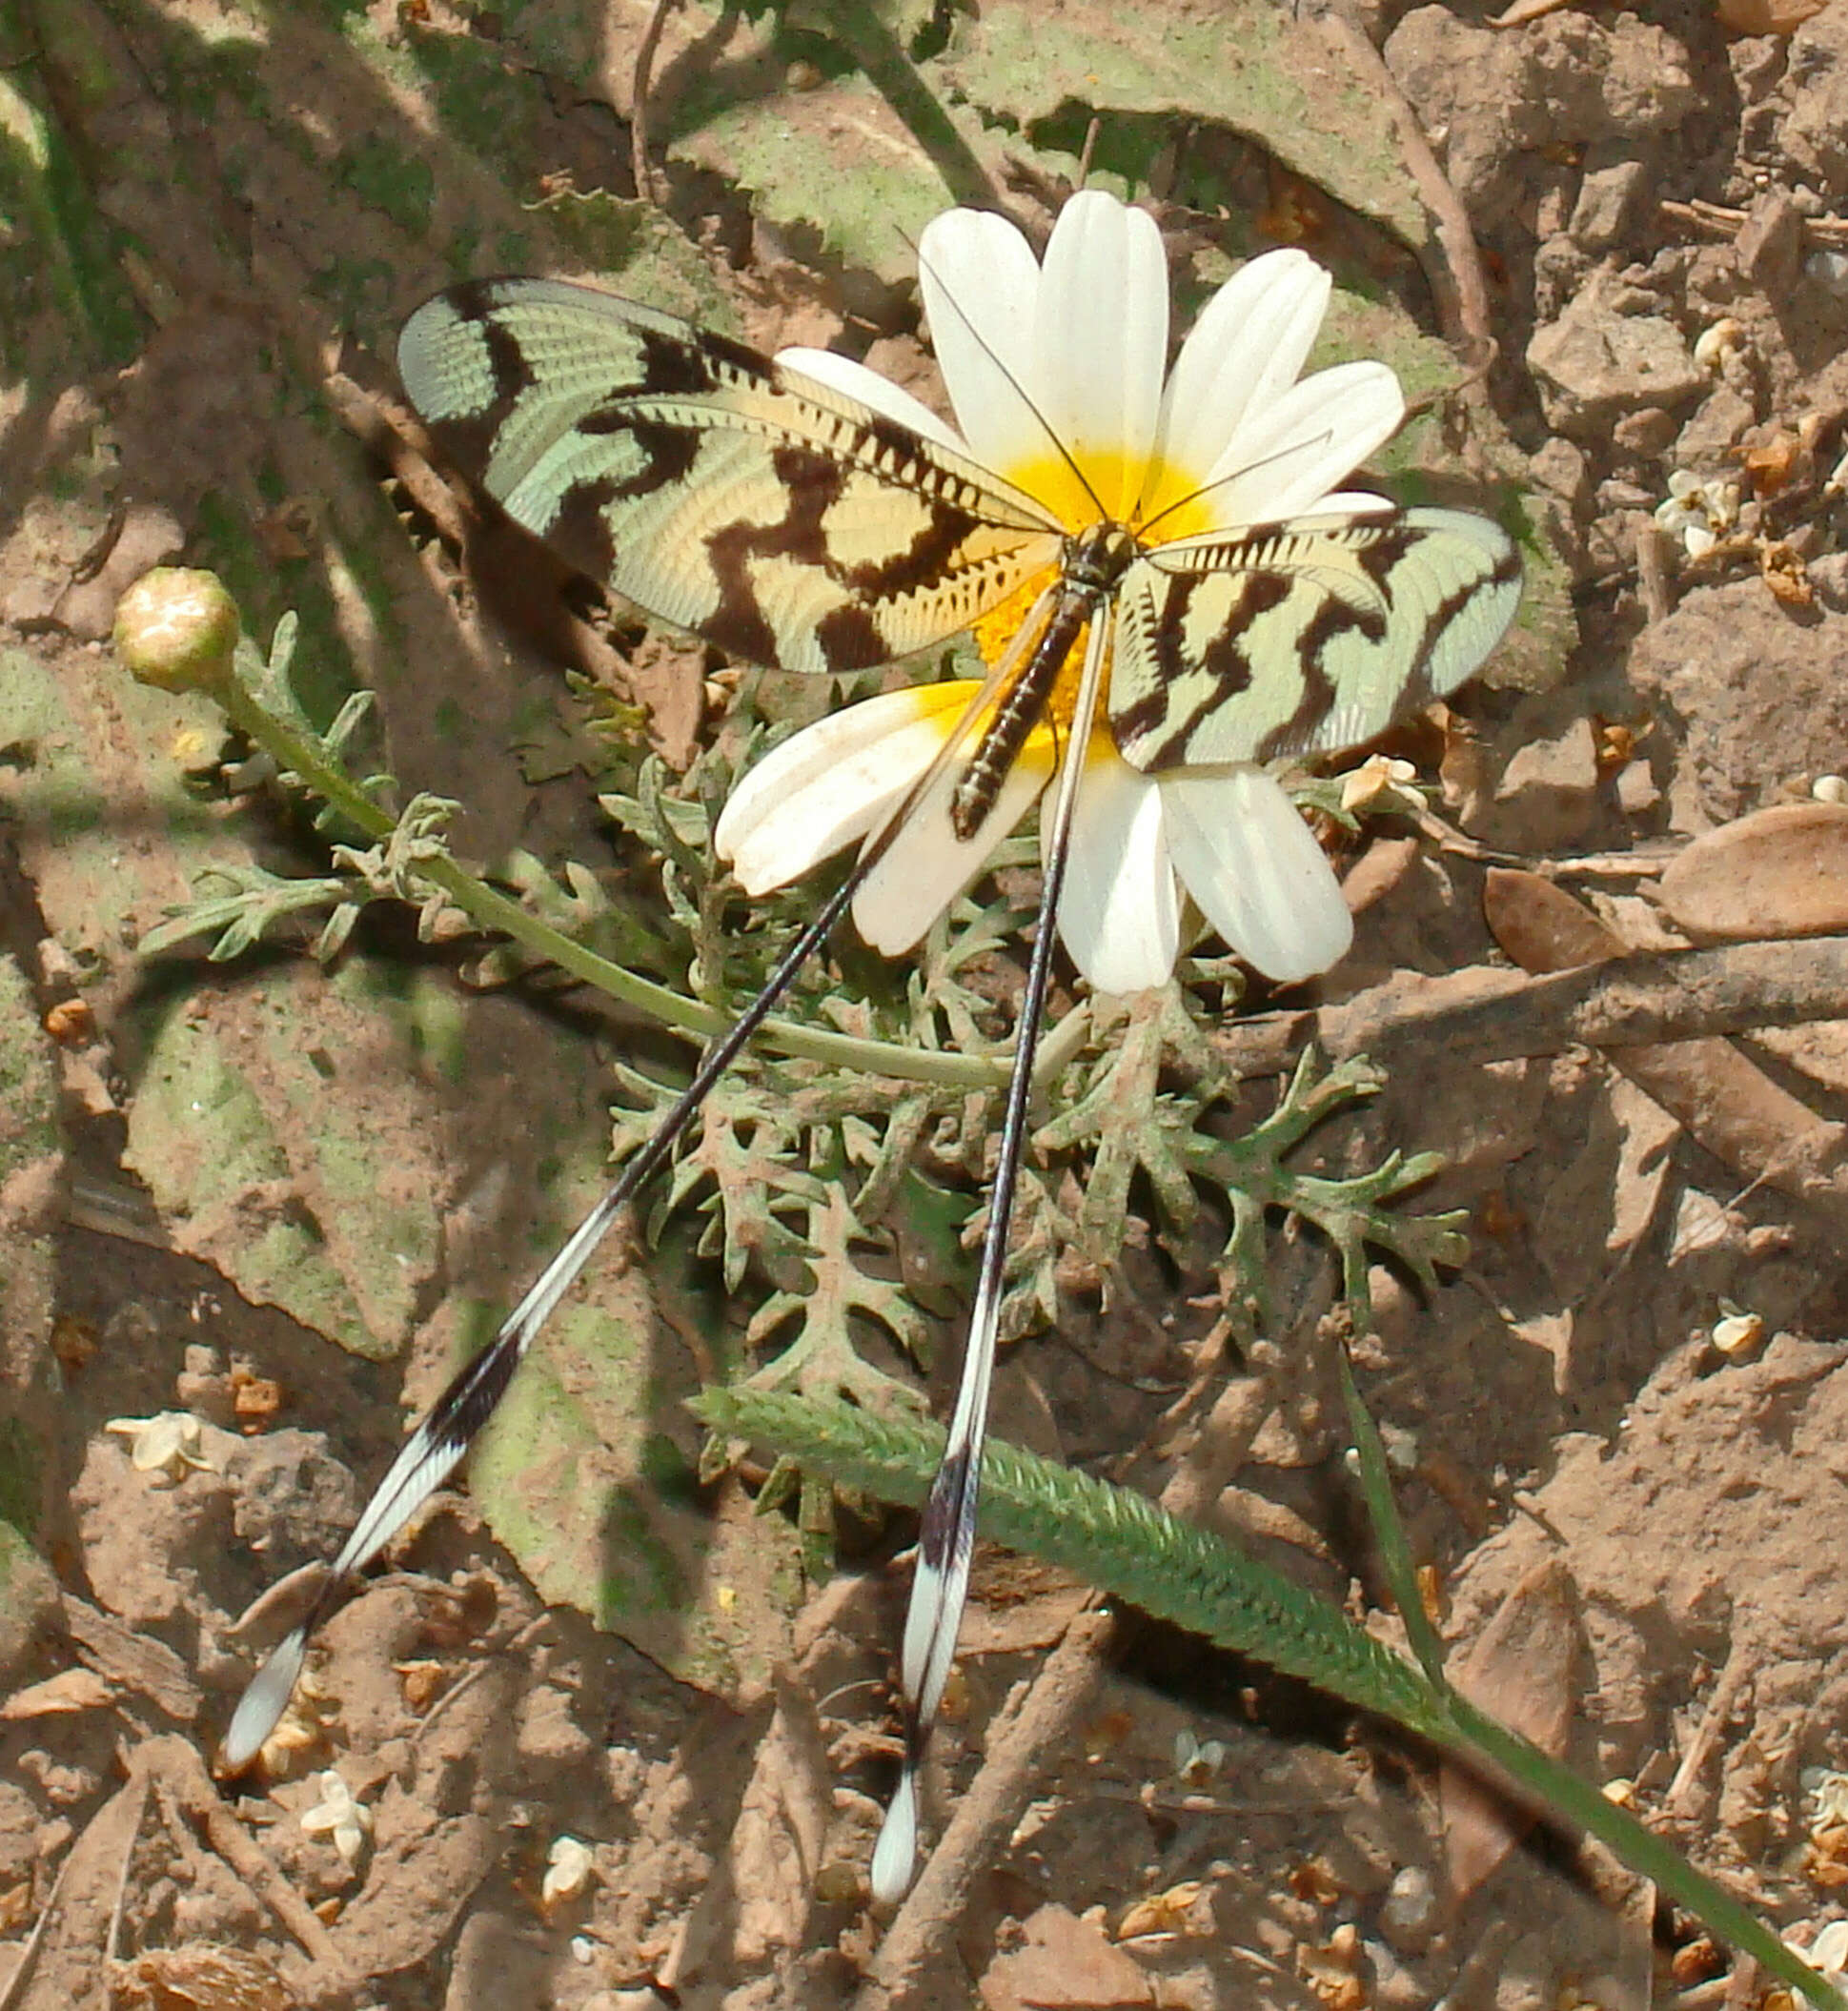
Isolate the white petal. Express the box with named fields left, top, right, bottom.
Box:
left=853, top=740, right=1051, bottom=956
left=1161, top=768, right=1352, bottom=982
left=1052, top=748, right=1179, bottom=993
left=918, top=207, right=1046, bottom=477
left=1032, top=193, right=1168, bottom=518
left=714, top=684, right=978, bottom=894
left=1199, top=360, right=1405, bottom=527
left=1310, top=490, right=1397, bottom=518
left=1146, top=250, right=1330, bottom=520
left=775, top=347, right=967, bottom=455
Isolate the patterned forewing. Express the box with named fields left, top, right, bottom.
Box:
left=398, top=278, right=1063, bottom=677
left=1107, top=507, right=1521, bottom=771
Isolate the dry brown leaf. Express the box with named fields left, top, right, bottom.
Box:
left=1441, top=1557, right=1580, bottom=1899
left=980, top=1904, right=1157, bottom=2010
left=1, top=1666, right=113, bottom=1717
left=64, top=1594, right=203, bottom=1723
left=1658, top=802, right=1848, bottom=942
left=1482, top=867, right=1623, bottom=971
left=1716, top=0, right=1824, bottom=33
left=1760, top=540, right=1815, bottom=606
left=1482, top=871, right=1848, bottom=1219
left=112, top=1943, right=299, bottom=2011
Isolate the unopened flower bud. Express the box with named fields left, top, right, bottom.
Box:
left=112, top=568, right=240, bottom=694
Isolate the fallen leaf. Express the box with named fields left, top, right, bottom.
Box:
left=1442, top=1557, right=1580, bottom=1898
left=1483, top=870, right=1848, bottom=1225
left=1, top=1667, right=114, bottom=1717
left=1716, top=0, right=1824, bottom=32
left=1658, top=802, right=1848, bottom=943
left=112, top=1943, right=298, bottom=2011
left=980, top=1904, right=1156, bottom=2010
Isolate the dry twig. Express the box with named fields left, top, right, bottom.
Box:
left=1300, top=0, right=1494, bottom=366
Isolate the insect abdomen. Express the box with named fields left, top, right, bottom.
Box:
left=950, top=587, right=1088, bottom=840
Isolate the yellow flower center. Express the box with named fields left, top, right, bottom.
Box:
left=966, top=442, right=1217, bottom=732
left=1003, top=449, right=1216, bottom=541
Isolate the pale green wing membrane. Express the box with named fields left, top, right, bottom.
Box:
left=397, top=279, right=1064, bottom=677
left=1107, top=507, right=1521, bottom=771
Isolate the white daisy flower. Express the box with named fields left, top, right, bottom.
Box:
left=713, top=192, right=1411, bottom=992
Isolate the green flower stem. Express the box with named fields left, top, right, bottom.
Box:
left=211, top=670, right=1087, bottom=1092
left=697, top=1387, right=1843, bottom=2011
left=1336, top=1345, right=1449, bottom=1684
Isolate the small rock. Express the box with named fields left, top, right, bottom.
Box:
left=1729, top=33, right=1786, bottom=103
left=1612, top=407, right=1677, bottom=459
left=517, top=1685, right=597, bottom=1769
left=1627, top=581, right=1848, bottom=820
left=1533, top=234, right=1590, bottom=322
left=1736, top=190, right=1805, bottom=297
left=1529, top=437, right=1591, bottom=513
left=1377, top=1865, right=1439, bottom=1956
left=1488, top=714, right=1602, bottom=853
left=1570, top=160, right=1648, bottom=253
left=1808, top=551, right=1848, bottom=613
left=1763, top=5, right=1848, bottom=203
left=2, top=572, right=64, bottom=632
left=1528, top=282, right=1706, bottom=436
left=1615, top=760, right=1661, bottom=817
left=1371, top=1940, right=1435, bottom=2011
left=52, top=503, right=186, bottom=642
left=1675, top=386, right=1758, bottom=464
left=227, top=1430, right=359, bottom=1573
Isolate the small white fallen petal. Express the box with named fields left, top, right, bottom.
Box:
left=1811, top=1920, right=1848, bottom=1977
left=1162, top=768, right=1352, bottom=983
left=103, top=1411, right=217, bottom=1484
left=1693, top=317, right=1745, bottom=371
left=1711, top=1308, right=1764, bottom=1356
left=542, top=1834, right=597, bottom=1905
left=300, top=1770, right=371, bottom=1869
left=1807, top=1766, right=1848, bottom=1831
left=1339, top=753, right=1421, bottom=815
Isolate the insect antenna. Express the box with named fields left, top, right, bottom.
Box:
left=871, top=597, right=1115, bottom=1902
left=1134, top=424, right=1342, bottom=548
left=221, top=597, right=1063, bottom=1772
left=911, top=234, right=1112, bottom=531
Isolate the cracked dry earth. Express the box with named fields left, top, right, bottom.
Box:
left=10, top=3, right=1848, bottom=2009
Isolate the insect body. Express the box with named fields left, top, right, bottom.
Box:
left=224, top=193, right=1521, bottom=1900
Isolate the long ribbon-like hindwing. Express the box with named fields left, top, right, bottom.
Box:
left=225, top=254, right=1520, bottom=1907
